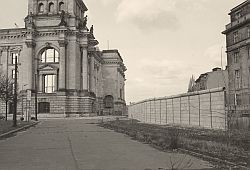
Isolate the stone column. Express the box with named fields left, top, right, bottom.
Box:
left=95, top=65, right=98, bottom=95
left=81, top=45, right=88, bottom=91
left=58, top=40, right=67, bottom=90
left=1, top=47, right=9, bottom=75
left=25, top=41, right=35, bottom=90
left=123, top=84, right=125, bottom=100
left=90, top=56, right=95, bottom=92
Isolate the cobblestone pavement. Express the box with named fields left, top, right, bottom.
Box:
left=0, top=118, right=213, bottom=170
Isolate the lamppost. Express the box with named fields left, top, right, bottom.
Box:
left=35, top=72, right=38, bottom=121
left=13, top=54, right=18, bottom=127
left=21, top=84, right=28, bottom=120
left=34, top=58, right=41, bottom=121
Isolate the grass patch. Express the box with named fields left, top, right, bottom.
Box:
left=0, top=120, right=31, bottom=135
left=99, top=119, right=250, bottom=168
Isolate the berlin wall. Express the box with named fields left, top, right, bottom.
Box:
left=128, top=88, right=227, bottom=130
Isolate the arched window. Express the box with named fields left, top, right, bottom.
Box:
left=38, top=3, right=44, bottom=13
left=49, top=2, right=54, bottom=13
left=41, top=48, right=59, bottom=63
left=59, top=2, right=65, bottom=12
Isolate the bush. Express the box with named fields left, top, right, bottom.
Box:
left=169, top=129, right=179, bottom=149
left=0, top=115, right=5, bottom=120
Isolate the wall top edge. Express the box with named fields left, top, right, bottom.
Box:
left=129, top=87, right=225, bottom=106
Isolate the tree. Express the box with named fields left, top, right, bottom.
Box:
left=188, top=75, right=196, bottom=92
left=0, top=74, right=15, bottom=121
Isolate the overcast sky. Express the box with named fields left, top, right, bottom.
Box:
left=0, top=0, right=245, bottom=103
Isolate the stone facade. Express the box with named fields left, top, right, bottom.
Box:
left=0, top=0, right=126, bottom=117
left=223, top=0, right=250, bottom=118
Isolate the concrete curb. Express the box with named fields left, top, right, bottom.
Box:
left=0, top=121, right=40, bottom=138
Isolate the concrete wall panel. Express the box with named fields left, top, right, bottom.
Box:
left=128, top=88, right=226, bottom=130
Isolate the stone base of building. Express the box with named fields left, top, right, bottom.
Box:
left=0, top=92, right=126, bottom=118
left=227, top=105, right=250, bottom=130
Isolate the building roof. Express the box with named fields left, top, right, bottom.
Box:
left=229, top=0, right=249, bottom=15
left=102, top=49, right=123, bottom=62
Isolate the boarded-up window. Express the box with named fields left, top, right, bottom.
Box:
left=38, top=102, right=50, bottom=113
left=104, top=95, right=114, bottom=108
left=9, top=102, right=14, bottom=114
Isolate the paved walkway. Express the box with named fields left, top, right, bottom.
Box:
left=0, top=119, right=213, bottom=170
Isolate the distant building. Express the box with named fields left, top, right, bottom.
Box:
left=0, top=0, right=127, bottom=116
left=189, top=68, right=228, bottom=92
left=222, top=0, right=250, bottom=118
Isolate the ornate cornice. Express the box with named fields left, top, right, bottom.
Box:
left=0, top=45, right=23, bottom=52
left=103, top=61, right=120, bottom=65
left=9, top=46, right=23, bottom=52
left=0, top=28, right=88, bottom=40
left=0, top=46, right=9, bottom=51
left=0, top=33, right=26, bottom=40
left=37, top=31, right=58, bottom=37
left=25, top=30, right=38, bottom=37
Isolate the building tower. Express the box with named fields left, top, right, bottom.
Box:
left=223, top=0, right=250, bottom=124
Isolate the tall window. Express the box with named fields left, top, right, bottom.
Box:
left=44, top=75, right=56, bottom=93
left=235, top=11, right=242, bottom=20
left=235, top=70, right=241, bottom=89
left=120, top=89, right=123, bottom=99
left=49, top=2, right=54, bottom=13
left=41, top=48, right=59, bottom=63
left=235, top=94, right=241, bottom=105
left=11, top=52, right=19, bottom=64
left=233, top=31, right=239, bottom=43
left=12, top=70, right=16, bottom=79
left=59, top=2, right=65, bottom=12
left=234, top=52, right=239, bottom=63
left=38, top=3, right=44, bottom=13
left=235, top=70, right=240, bottom=78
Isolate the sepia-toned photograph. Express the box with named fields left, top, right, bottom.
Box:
left=0, top=0, right=249, bottom=169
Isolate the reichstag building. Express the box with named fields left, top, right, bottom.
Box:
left=0, top=0, right=127, bottom=116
